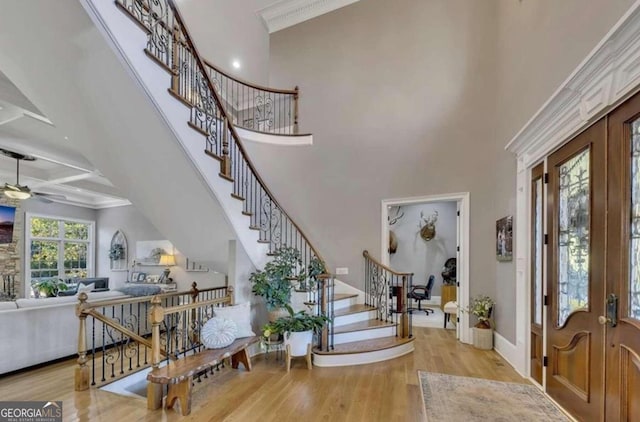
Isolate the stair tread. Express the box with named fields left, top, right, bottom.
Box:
left=332, top=293, right=358, bottom=302
left=313, top=336, right=413, bottom=355
left=333, top=319, right=395, bottom=334
left=333, top=304, right=376, bottom=317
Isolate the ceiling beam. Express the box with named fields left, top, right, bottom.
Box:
left=31, top=171, right=100, bottom=188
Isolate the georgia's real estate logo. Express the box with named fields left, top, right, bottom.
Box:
left=0, top=401, right=62, bottom=422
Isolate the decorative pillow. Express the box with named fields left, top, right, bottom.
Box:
left=116, top=285, right=162, bottom=297
left=213, top=302, right=255, bottom=338
left=76, top=283, right=95, bottom=295
left=201, top=317, right=237, bottom=349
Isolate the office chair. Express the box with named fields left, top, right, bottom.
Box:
left=408, top=275, right=435, bottom=315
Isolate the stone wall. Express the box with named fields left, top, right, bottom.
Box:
left=0, top=197, right=21, bottom=300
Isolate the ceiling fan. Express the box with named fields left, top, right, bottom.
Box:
left=0, top=148, right=66, bottom=203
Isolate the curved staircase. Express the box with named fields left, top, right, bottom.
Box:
left=89, top=0, right=415, bottom=365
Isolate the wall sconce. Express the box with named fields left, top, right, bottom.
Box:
left=158, top=254, right=176, bottom=283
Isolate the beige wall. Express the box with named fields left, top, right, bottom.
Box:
left=258, top=0, right=637, bottom=343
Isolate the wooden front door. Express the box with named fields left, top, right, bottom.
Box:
left=530, top=163, right=544, bottom=385
left=605, top=94, right=640, bottom=421
left=546, top=118, right=606, bottom=422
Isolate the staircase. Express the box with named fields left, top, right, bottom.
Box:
left=3, top=0, right=415, bottom=366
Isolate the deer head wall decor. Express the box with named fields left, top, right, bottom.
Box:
left=419, top=210, right=438, bottom=241
left=388, top=206, right=404, bottom=254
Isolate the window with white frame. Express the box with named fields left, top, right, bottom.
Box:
left=25, top=213, right=95, bottom=297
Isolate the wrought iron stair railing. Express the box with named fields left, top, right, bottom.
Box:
left=363, top=250, right=413, bottom=338
left=74, top=283, right=229, bottom=390
left=115, top=0, right=323, bottom=269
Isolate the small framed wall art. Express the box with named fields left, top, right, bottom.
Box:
left=496, top=215, right=513, bottom=261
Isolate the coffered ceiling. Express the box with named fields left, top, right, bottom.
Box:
left=0, top=71, right=129, bottom=209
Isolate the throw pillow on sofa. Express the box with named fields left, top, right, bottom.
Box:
left=76, top=283, right=95, bottom=295
left=201, top=317, right=237, bottom=349
left=213, top=302, right=255, bottom=338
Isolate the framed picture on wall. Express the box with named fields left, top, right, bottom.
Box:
left=496, top=215, right=513, bottom=261
left=130, top=272, right=139, bottom=282
left=136, top=272, right=147, bottom=282
left=0, top=205, right=16, bottom=244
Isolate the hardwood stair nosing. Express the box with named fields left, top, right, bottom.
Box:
left=144, top=48, right=176, bottom=75
left=242, top=211, right=253, bottom=216
left=116, top=1, right=152, bottom=34
left=204, top=149, right=223, bottom=162
left=333, top=304, right=376, bottom=318
left=249, top=226, right=261, bottom=231
left=219, top=173, right=234, bottom=183
left=188, top=121, right=209, bottom=137
left=257, top=240, right=270, bottom=244
left=313, top=336, right=414, bottom=355
left=331, top=293, right=359, bottom=302
left=231, top=193, right=245, bottom=201
left=168, top=88, right=195, bottom=109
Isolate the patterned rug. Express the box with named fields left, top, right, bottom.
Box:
left=418, top=372, right=570, bottom=421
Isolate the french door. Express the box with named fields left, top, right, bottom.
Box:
left=546, top=118, right=606, bottom=422
left=605, top=93, right=640, bottom=421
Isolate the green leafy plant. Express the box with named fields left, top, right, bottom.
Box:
left=304, top=256, right=327, bottom=291
left=262, top=305, right=330, bottom=339
left=33, top=278, right=68, bottom=297
left=466, top=295, right=495, bottom=329
left=250, top=247, right=304, bottom=311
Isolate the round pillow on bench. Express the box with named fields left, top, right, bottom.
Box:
left=201, top=317, right=238, bottom=349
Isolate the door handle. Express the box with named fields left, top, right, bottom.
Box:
left=599, top=293, right=618, bottom=327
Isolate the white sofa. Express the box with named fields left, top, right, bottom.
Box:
left=0, top=290, right=128, bottom=375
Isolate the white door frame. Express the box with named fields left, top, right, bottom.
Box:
left=381, top=192, right=471, bottom=344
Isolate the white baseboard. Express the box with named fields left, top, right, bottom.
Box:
left=493, top=331, right=525, bottom=377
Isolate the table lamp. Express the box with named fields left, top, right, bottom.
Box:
left=158, top=254, right=176, bottom=283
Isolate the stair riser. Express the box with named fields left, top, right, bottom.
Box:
left=332, top=326, right=396, bottom=345
left=333, top=310, right=378, bottom=326
left=332, top=297, right=357, bottom=311
left=313, top=341, right=415, bottom=367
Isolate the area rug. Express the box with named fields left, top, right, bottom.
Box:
left=419, top=372, right=570, bottom=421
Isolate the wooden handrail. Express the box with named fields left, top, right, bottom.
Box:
left=203, top=58, right=297, bottom=95
left=162, top=296, right=229, bottom=316
left=85, top=309, right=175, bottom=360
left=167, top=0, right=325, bottom=265
left=79, top=285, right=227, bottom=310
left=362, top=250, right=413, bottom=276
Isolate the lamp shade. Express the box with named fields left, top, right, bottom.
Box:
left=158, top=254, right=176, bottom=267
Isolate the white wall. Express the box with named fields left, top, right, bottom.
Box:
left=389, top=202, right=456, bottom=297
left=96, top=205, right=226, bottom=291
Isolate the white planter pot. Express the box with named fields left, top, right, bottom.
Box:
left=284, top=330, right=313, bottom=357
left=473, top=327, right=493, bottom=350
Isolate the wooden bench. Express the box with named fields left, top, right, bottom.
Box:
left=147, top=336, right=259, bottom=416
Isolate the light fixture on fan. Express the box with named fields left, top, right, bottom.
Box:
left=0, top=148, right=66, bottom=203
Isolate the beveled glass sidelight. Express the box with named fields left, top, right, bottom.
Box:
left=629, top=120, right=640, bottom=319
left=557, top=148, right=590, bottom=327
left=534, top=178, right=543, bottom=326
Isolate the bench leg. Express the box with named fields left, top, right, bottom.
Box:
left=166, top=377, right=192, bottom=416
left=231, top=348, right=252, bottom=371
left=285, top=344, right=291, bottom=372
left=147, top=382, right=162, bottom=410
left=306, top=343, right=312, bottom=370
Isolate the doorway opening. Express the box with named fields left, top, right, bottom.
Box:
left=381, top=193, right=470, bottom=343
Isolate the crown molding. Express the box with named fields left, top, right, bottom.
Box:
left=257, top=0, right=360, bottom=34
left=506, top=0, right=640, bottom=168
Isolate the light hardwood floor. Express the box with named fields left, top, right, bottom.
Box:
left=0, top=327, right=525, bottom=421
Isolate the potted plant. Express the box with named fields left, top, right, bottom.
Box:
left=467, top=295, right=495, bottom=350
left=109, top=243, right=125, bottom=261
left=301, top=255, right=326, bottom=292
left=250, top=247, right=305, bottom=320
left=262, top=305, right=330, bottom=358
left=33, top=278, right=69, bottom=298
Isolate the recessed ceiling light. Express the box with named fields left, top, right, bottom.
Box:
left=232, top=60, right=241, bottom=69
left=64, top=136, right=69, bottom=140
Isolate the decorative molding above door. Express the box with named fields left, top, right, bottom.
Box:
left=257, top=0, right=361, bottom=33
left=506, top=2, right=640, bottom=168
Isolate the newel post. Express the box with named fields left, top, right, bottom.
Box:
left=190, top=282, right=199, bottom=345
left=147, top=295, right=164, bottom=410
left=400, top=275, right=409, bottom=339
left=227, top=285, right=235, bottom=305
left=293, top=86, right=299, bottom=134
left=220, top=117, right=231, bottom=177
left=74, top=292, right=90, bottom=391
left=319, top=274, right=329, bottom=351
left=170, top=25, right=180, bottom=93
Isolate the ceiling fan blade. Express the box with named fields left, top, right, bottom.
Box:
left=30, top=195, right=53, bottom=203
left=33, top=192, right=66, bottom=200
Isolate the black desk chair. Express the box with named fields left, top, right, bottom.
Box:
left=408, top=275, right=435, bottom=315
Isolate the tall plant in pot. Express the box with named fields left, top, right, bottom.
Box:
left=467, top=295, right=495, bottom=350
left=262, top=305, right=330, bottom=359
left=250, top=247, right=304, bottom=321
